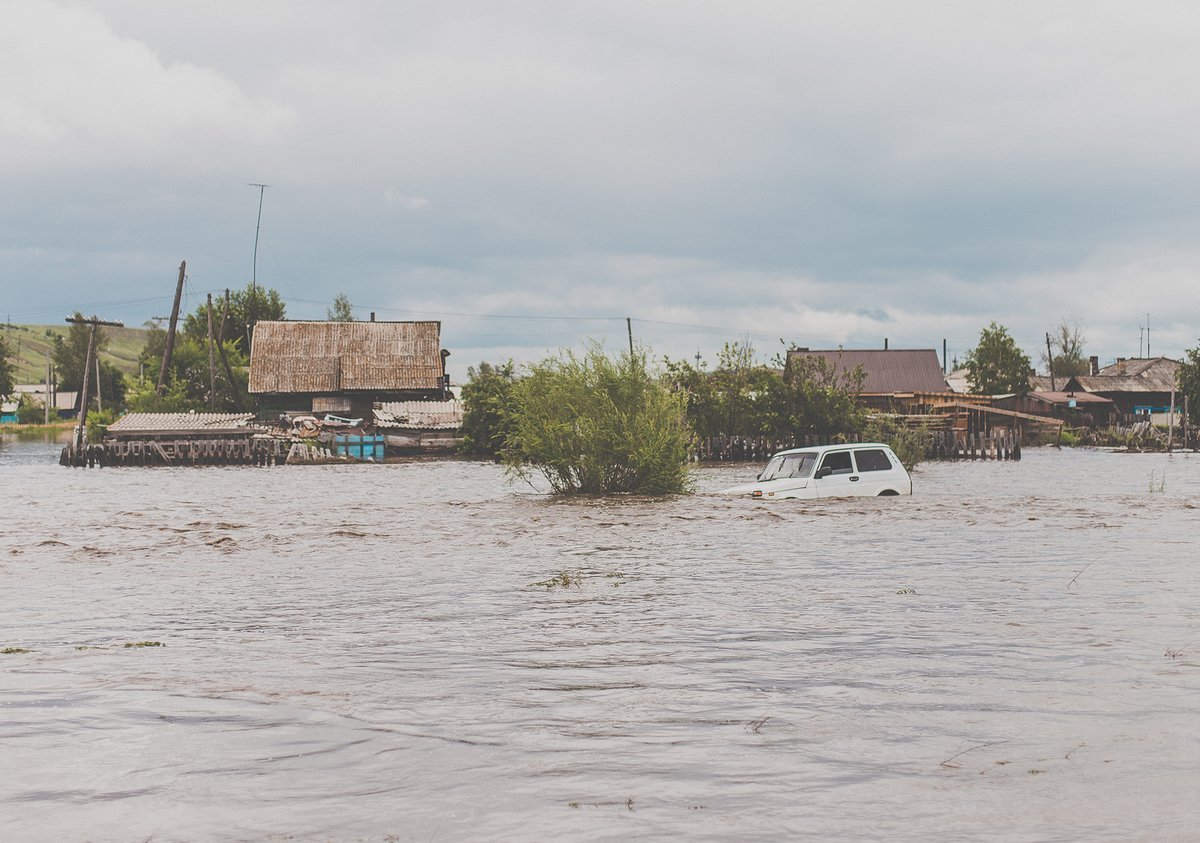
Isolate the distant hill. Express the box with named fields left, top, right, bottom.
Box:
left=2, top=324, right=150, bottom=384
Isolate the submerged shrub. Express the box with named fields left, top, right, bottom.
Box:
left=504, top=345, right=692, bottom=495
left=861, top=415, right=929, bottom=471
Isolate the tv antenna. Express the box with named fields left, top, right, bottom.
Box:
left=247, top=183, right=271, bottom=293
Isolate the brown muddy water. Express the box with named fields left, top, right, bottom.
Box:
left=2, top=435, right=1199, bottom=841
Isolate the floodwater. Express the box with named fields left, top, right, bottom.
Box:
left=2, top=436, right=1199, bottom=841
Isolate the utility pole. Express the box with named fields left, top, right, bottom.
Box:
left=44, top=350, right=51, bottom=425
left=626, top=317, right=634, bottom=357
left=207, top=293, right=216, bottom=410
left=157, top=261, right=186, bottom=394
left=95, top=354, right=103, bottom=413
left=66, top=315, right=123, bottom=452
left=1146, top=313, right=1151, bottom=357
left=1045, top=333, right=1057, bottom=392
left=216, top=289, right=244, bottom=411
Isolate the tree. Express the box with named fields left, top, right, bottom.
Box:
left=459, top=361, right=517, bottom=458
left=1044, top=318, right=1089, bottom=378
left=327, top=293, right=355, bottom=321
left=1177, top=344, right=1200, bottom=419
left=127, top=334, right=249, bottom=412
left=52, top=314, right=125, bottom=409
left=505, top=345, right=692, bottom=495
left=0, top=333, right=14, bottom=398
left=964, top=322, right=1032, bottom=396
left=182, top=283, right=286, bottom=350
left=765, top=352, right=867, bottom=440
left=664, top=341, right=776, bottom=439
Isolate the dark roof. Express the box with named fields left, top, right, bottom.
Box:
left=248, top=321, right=444, bottom=394
left=1027, top=391, right=1114, bottom=407
left=785, top=349, right=949, bottom=394
left=1069, top=357, right=1179, bottom=394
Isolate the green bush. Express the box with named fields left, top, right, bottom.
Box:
left=861, top=415, right=929, bottom=471
left=505, top=345, right=692, bottom=495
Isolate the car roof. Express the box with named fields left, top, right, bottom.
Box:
left=771, top=443, right=894, bottom=457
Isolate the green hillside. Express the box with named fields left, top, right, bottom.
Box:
left=2, top=324, right=150, bottom=384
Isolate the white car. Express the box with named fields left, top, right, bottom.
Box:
left=720, top=443, right=912, bottom=499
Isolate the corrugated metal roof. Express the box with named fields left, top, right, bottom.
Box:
left=248, top=321, right=444, bottom=394
left=1071, top=358, right=1180, bottom=394
left=374, top=400, right=463, bottom=430
left=107, top=412, right=256, bottom=434
left=786, top=349, right=949, bottom=394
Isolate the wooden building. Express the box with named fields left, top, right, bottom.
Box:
left=785, top=348, right=954, bottom=411
left=248, top=320, right=449, bottom=418
left=1063, top=357, right=1181, bottom=417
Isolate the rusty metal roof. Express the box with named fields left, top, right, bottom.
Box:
left=374, top=400, right=463, bottom=430
left=107, top=412, right=256, bottom=434
left=786, top=349, right=949, bottom=394
left=1070, top=357, right=1180, bottom=394
left=248, top=321, right=444, bottom=394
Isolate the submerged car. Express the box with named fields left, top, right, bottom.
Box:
left=720, top=443, right=912, bottom=499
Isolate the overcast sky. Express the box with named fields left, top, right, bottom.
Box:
left=5, top=1, right=1200, bottom=380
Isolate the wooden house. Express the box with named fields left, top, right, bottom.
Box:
left=995, top=390, right=1115, bottom=427
left=785, top=348, right=953, bottom=411
left=1063, top=357, right=1181, bottom=418
left=248, top=320, right=449, bottom=418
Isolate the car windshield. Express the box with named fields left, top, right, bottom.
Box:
left=759, top=452, right=818, bottom=481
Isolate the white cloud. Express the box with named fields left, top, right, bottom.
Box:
left=0, top=0, right=294, bottom=174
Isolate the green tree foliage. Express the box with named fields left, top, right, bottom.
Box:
left=965, top=322, right=1032, bottom=396
left=0, top=333, right=13, bottom=397
left=181, top=284, right=286, bottom=349
left=505, top=345, right=692, bottom=495
left=126, top=335, right=248, bottom=413
left=665, top=343, right=866, bottom=442
left=1044, top=318, right=1089, bottom=378
left=1177, top=344, right=1200, bottom=417
left=52, top=314, right=126, bottom=409
left=765, top=353, right=866, bottom=440
left=459, top=361, right=517, bottom=458
left=664, top=342, right=776, bottom=438
left=327, top=293, right=355, bottom=321
left=17, top=396, right=44, bottom=425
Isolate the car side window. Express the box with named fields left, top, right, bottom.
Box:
left=853, top=449, right=892, bottom=472
left=820, top=451, right=853, bottom=475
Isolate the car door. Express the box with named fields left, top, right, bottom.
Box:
left=814, top=449, right=859, bottom=498
left=851, top=447, right=893, bottom=495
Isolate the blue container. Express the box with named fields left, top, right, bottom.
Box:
left=332, top=434, right=385, bottom=462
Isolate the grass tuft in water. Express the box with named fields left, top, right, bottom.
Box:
left=530, top=572, right=582, bottom=589
left=123, top=641, right=165, bottom=648
left=2, top=647, right=32, bottom=654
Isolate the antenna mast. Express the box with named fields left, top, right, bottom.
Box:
left=247, top=183, right=271, bottom=294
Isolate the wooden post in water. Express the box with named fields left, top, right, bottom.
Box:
left=157, top=261, right=186, bottom=394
